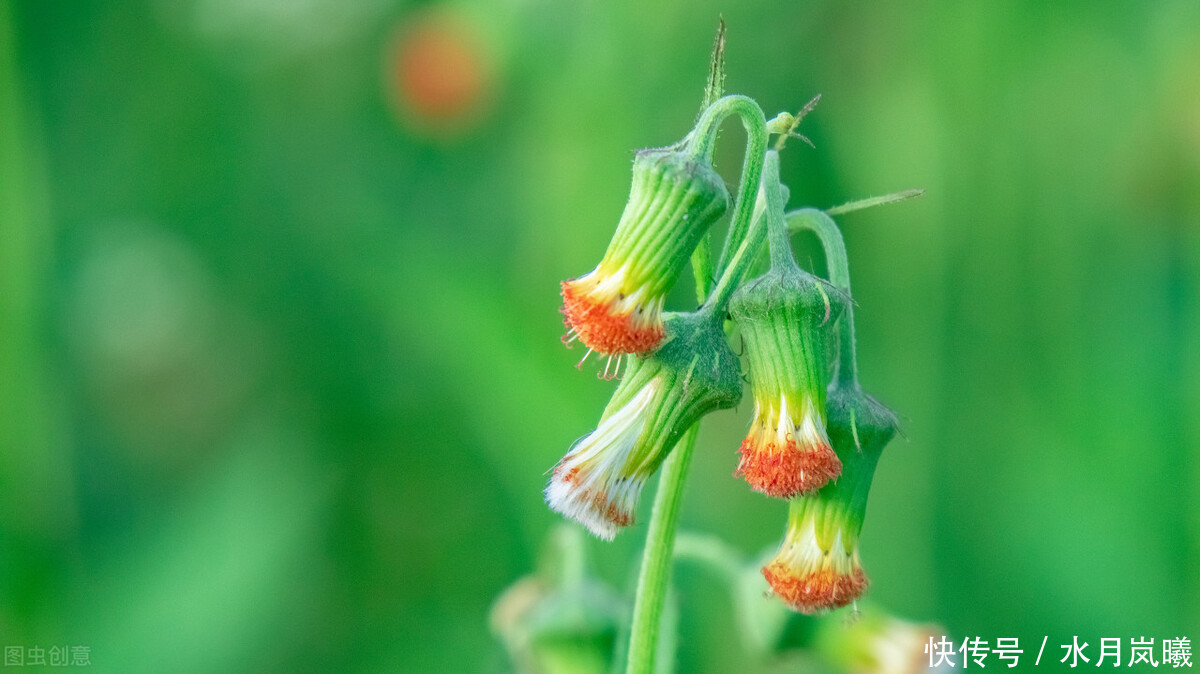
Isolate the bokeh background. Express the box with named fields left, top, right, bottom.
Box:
left=2, top=0, right=1199, bottom=671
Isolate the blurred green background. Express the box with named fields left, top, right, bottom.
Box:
left=2, top=0, right=1199, bottom=671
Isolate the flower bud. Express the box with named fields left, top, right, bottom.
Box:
left=546, top=310, right=742, bottom=539
left=522, top=582, right=625, bottom=674
left=729, top=265, right=845, bottom=498
left=813, top=602, right=942, bottom=674
left=761, top=384, right=898, bottom=614
left=491, top=526, right=626, bottom=674
left=561, top=148, right=729, bottom=357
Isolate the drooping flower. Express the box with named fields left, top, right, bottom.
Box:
left=761, top=501, right=867, bottom=615
left=761, top=384, right=898, bottom=614
left=729, top=265, right=845, bottom=498
left=544, top=380, right=658, bottom=540
left=546, top=310, right=742, bottom=539
left=561, top=148, right=729, bottom=359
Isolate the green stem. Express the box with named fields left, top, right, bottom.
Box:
left=623, top=190, right=765, bottom=669
left=684, top=95, right=768, bottom=281
left=541, top=524, right=587, bottom=588
left=786, top=208, right=859, bottom=387
left=704, top=154, right=771, bottom=312
left=625, top=423, right=700, bottom=674
left=760, top=151, right=797, bottom=272
left=624, top=95, right=769, bottom=674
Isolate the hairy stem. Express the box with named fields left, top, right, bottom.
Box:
left=625, top=424, right=700, bottom=674
left=760, top=151, right=797, bottom=271
left=705, top=151, right=771, bottom=312
left=685, top=95, right=768, bottom=281
left=786, top=208, right=859, bottom=387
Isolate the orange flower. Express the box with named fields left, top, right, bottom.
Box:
left=763, top=383, right=899, bottom=614
left=737, top=392, right=840, bottom=499
left=561, top=149, right=728, bottom=359
left=730, top=267, right=845, bottom=498
left=561, top=265, right=665, bottom=358
left=761, top=504, right=868, bottom=614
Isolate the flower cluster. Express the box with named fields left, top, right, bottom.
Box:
left=544, top=92, right=905, bottom=617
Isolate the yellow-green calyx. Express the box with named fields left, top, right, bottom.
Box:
left=547, top=310, right=742, bottom=539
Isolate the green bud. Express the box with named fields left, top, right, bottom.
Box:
left=522, top=582, right=625, bottom=674
left=491, top=526, right=626, bottom=674
left=812, top=602, right=941, bottom=674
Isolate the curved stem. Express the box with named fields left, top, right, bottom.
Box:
left=625, top=423, right=700, bottom=674
left=685, top=96, right=768, bottom=281
left=624, top=96, right=769, bottom=674
left=786, top=208, right=859, bottom=387
left=705, top=214, right=762, bottom=313
left=705, top=150, right=777, bottom=312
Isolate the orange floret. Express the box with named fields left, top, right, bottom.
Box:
left=560, top=271, right=664, bottom=356
left=736, top=435, right=841, bottom=499
left=735, top=393, right=841, bottom=498
left=762, top=561, right=869, bottom=615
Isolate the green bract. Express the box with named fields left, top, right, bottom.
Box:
left=796, top=383, right=898, bottom=549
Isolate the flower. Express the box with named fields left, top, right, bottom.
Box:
left=561, top=148, right=728, bottom=358
left=545, top=380, right=659, bottom=540
left=561, top=265, right=665, bottom=361
left=738, top=392, right=840, bottom=499
left=547, top=310, right=742, bottom=539
left=761, top=497, right=868, bottom=615
left=761, top=383, right=899, bottom=614
left=730, top=266, right=845, bottom=498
